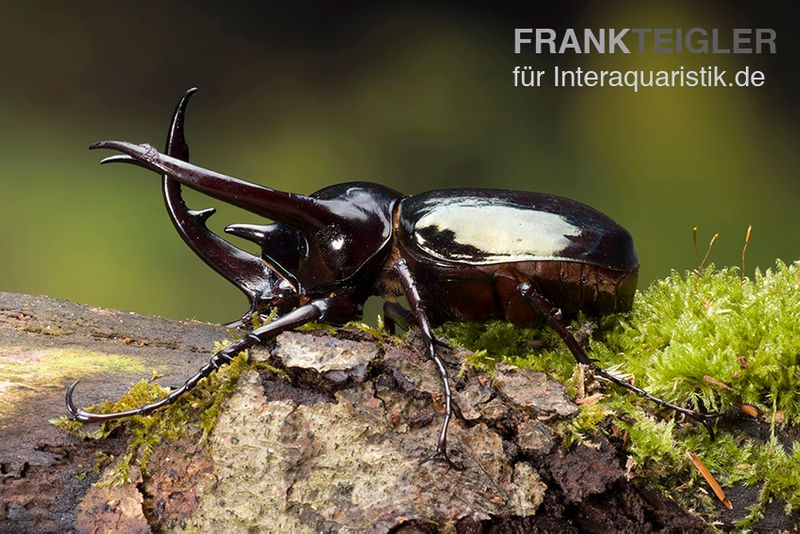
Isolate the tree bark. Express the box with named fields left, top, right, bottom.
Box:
left=0, top=292, right=708, bottom=533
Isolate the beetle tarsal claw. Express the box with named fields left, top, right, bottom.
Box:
left=419, top=448, right=465, bottom=471
left=65, top=380, right=95, bottom=423
left=689, top=410, right=720, bottom=440
left=65, top=380, right=80, bottom=418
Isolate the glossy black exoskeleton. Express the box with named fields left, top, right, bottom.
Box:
left=66, top=89, right=716, bottom=466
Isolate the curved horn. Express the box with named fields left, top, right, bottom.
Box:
left=225, top=222, right=306, bottom=284
left=159, top=88, right=275, bottom=317
left=91, top=140, right=330, bottom=233
left=224, top=223, right=268, bottom=244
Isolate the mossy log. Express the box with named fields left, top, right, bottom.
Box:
left=0, top=292, right=707, bottom=533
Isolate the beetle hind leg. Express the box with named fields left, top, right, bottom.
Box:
left=517, top=282, right=719, bottom=438
left=382, top=301, right=414, bottom=335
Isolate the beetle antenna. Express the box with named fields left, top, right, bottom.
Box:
left=740, top=225, right=752, bottom=281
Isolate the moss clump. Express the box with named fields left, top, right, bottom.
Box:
left=441, top=260, right=800, bottom=524
left=440, top=321, right=575, bottom=380
left=597, top=261, right=800, bottom=420
left=54, top=345, right=250, bottom=485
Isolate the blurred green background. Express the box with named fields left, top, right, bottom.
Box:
left=1, top=2, right=797, bottom=325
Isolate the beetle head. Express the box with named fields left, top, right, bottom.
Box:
left=92, top=89, right=401, bottom=315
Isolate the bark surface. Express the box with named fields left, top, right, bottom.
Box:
left=0, top=292, right=708, bottom=533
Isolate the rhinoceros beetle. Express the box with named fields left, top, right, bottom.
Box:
left=66, top=88, right=716, bottom=466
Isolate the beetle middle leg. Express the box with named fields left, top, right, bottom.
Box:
left=516, top=282, right=718, bottom=437
left=66, top=296, right=360, bottom=422
left=393, top=259, right=462, bottom=469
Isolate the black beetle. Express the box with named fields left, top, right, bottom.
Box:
left=67, top=88, right=715, bottom=465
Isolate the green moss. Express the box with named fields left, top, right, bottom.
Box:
left=560, top=402, right=611, bottom=448
left=296, top=322, right=338, bottom=334
left=597, top=262, right=800, bottom=420
left=55, top=347, right=251, bottom=485
left=441, top=260, right=800, bottom=524
left=76, top=451, right=115, bottom=481
left=344, top=320, right=391, bottom=341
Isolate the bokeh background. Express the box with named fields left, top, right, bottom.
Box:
left=1, top=1, right=797, bottom=325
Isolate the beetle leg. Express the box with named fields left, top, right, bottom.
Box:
left=382, top=301, right=415, bottom=335
left=393, top=260, right=462, bottom=469
left=66, top=297, right=359, bottom=423
left=382, top=301, right=452, bottom=352
left=518, top=282, right=719, bottom=438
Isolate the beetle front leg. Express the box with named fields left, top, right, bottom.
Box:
left=393, top=260, right=461, bottom=469
left=518, top=282, right=719, bottom=438
left=66, top=296, right=360, bottom=422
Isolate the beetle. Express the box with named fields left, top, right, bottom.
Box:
left=66, top=88, right=716, bottom=466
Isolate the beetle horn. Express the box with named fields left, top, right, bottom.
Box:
left=224, top=222, right=307, bottom=284
left=159, top=88, right=276, bottom=319
left=90, top=140, right=330, bottom=233
left=99, top=154, right=136, bottom=165
left=224, top=223, right=269, bottom=244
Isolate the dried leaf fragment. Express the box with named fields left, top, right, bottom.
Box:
left=576, top=393, right=604, bottom=406
left=736, top=403, right=759, bottom=417
left=702, top=375, right=733, bottom=391
left=688, top=451, right=732, bottom=510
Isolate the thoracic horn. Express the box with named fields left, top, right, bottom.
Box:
left=224, top=223, right=269, bottom=244
left=160, top=87, right=276, bottom=322
left=90, top=139, right=333, bottom=234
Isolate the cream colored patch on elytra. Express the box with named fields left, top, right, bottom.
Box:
left=415, top=204, right=581, bottom=262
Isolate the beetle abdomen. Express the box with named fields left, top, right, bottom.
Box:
left=418, top=260, right=637, bottom=327
left=399, top=189, right=638, bottom=272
